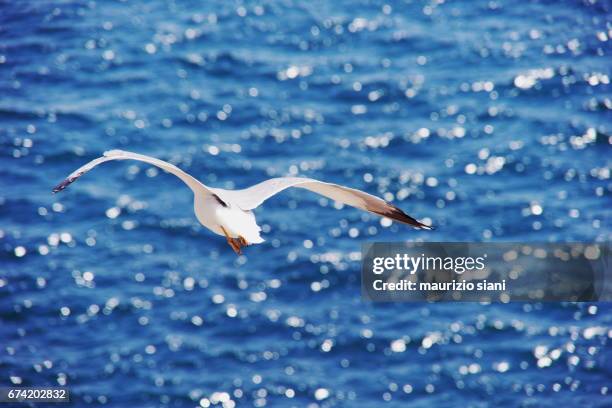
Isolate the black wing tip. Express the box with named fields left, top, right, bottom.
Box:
left=418, top=223, right=435, bottom=231
left=52, top=171, right=84, bottom=194
left=410, top=219, right=435, bottom=231
left=375, top=204, right=435, bottom=230
left=52, top=177, right=75, bottom=194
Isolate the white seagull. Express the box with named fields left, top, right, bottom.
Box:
left=53, top=150, right=432, bottom=254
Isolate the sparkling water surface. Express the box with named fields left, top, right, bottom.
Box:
left=1, top=0, right=611, bottom=407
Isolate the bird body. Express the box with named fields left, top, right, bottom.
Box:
left=194, top=192, right=264, bottom=245
left=53, top=150, right=432, bottom=254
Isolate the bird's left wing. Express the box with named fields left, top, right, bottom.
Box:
left=215, top=177, right=433, bottom=229
left=52, top=150, right=212, bottom=196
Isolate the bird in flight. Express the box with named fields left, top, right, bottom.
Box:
left=53, top=150, right=433, bottom=254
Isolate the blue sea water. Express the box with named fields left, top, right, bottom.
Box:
left=1, top=0, right=611, bottom=406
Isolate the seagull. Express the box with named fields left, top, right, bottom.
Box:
left=53, top=150, right=433, bottom=254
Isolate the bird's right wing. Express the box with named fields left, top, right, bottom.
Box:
left=216, top=177, right=433, bottom=229
left=52, top=150, right=213, bottom=196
